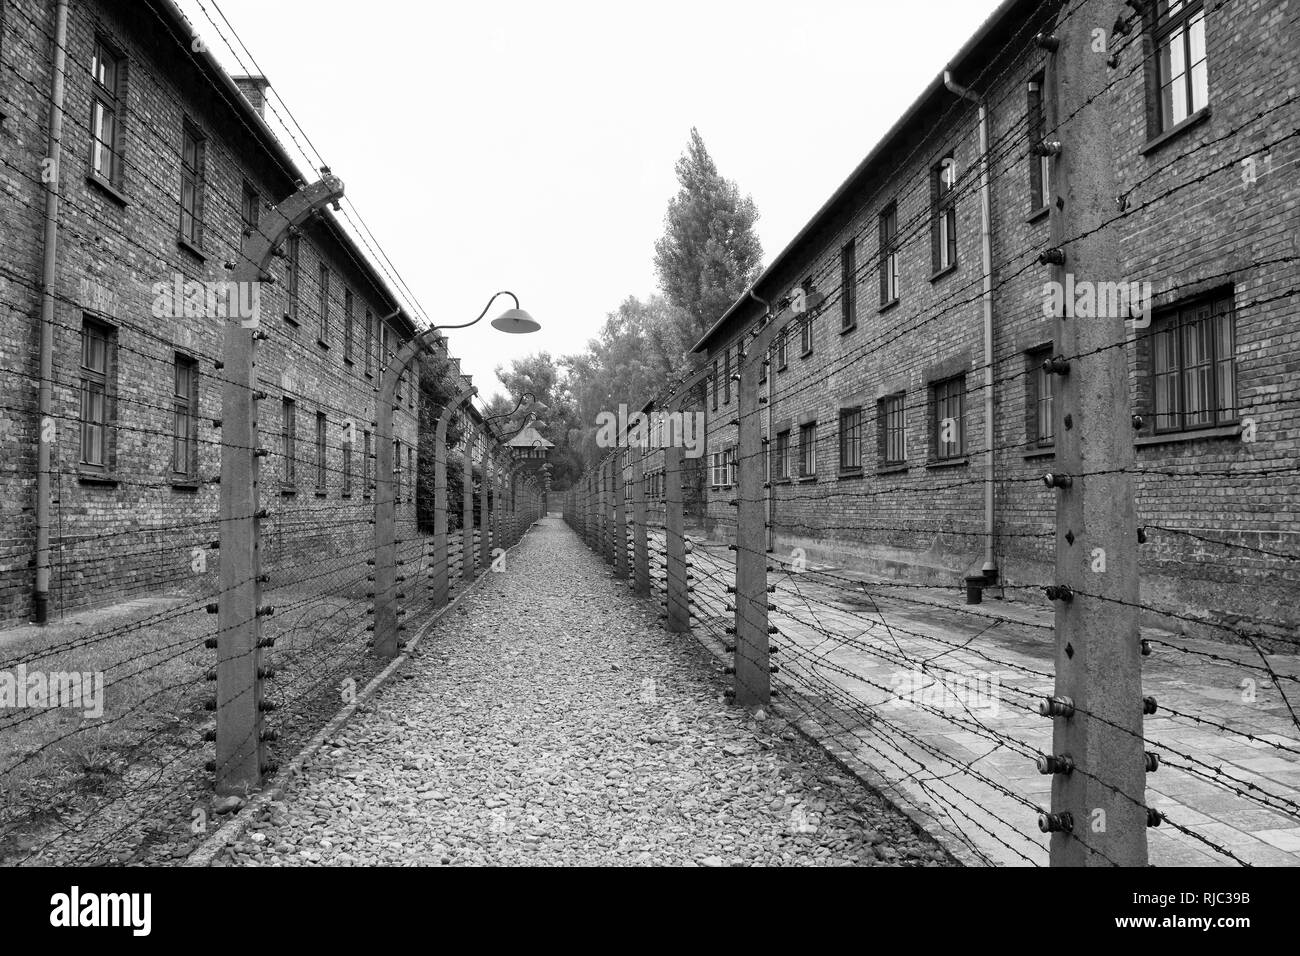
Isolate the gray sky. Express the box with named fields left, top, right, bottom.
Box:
left=180, top=0, right=1004, bottom=404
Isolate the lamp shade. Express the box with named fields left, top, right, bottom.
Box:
left=490, top=308, right=540, bottom=334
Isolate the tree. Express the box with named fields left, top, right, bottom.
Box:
left=654, top=128, right=764, bottom=342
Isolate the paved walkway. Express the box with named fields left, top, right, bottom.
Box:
left=663, top=534, right=1300, bottom=867
left=215, top=518, right=948, bottom=867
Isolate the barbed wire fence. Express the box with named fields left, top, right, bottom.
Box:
left=564, top=0, right=1300, bottom=867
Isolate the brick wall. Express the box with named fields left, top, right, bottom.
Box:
left=0, top=0, right=420, bottom=625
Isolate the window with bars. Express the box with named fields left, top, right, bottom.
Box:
left=931, top=376, right=966, bottom=460
left=318, top=265, right=330, bottom=345
left=879, top=203, right=900, bottom=305
left=315, top=413, right=327, bottom=495
left=79, top=318, right=115, bottom=472
left=281, top=399, right=296, bottom=490
left=286, top=236, right=301, bottom=324
left=841, top=242, right=857, bottom=331
left=172, top=355, right=198, bottom=480
left=723, top=348, right=731, bottom=405
left=394, top=438, right=402, bottom=503
left=1152, top=0, right=1209, bottom=135
left=879, top=392, right=906, bottom=466
left=776, top=325, right=789, bottom=371
left=1027, top=347, right=1055, bottom=447
left=179, top=122, right=206, bottom=249
left=363, top=430, right=372, bottom=498
left=90, top=37, right=125, bottom=188
left=726, top=447, right=737, bottom=487
left=799, top=423, right=817, bottom=478
left=1150, top=292, right=1236, bottom=433
left=364, top=309, right=374, bottom=376
left=775, top=430, right=791, bottom=479
left=343, top=290, right=354, bottom=363
left=932, top=155, right=958, bottom=273
left=1027, top=74, right=1052, bottom=211
left=342, top=429, right=354, bottom=498
left=241, top=181, right=260, bottom=238
left=712, top=360, right=719, bottom=411
left=800, top=315, right=813, bottom=357
left=839, top=406, right=862, bottom=472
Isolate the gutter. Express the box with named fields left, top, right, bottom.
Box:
left=33, top=0, right=70, bottom=624
left=943, top=70, right=998, bottom=581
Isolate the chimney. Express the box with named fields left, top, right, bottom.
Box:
left=232, top=75, right=270, bottom=118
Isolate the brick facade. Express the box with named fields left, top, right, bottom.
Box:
left=691, top=0, right=1299, bottom=641
left=0, top=0, right=421, bottom=625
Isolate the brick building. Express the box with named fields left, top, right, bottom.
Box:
left=0, top=0, right=424, bottom=625
left=684, top=0, right=1299, bottom=639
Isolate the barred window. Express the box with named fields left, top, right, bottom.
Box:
left=318, top=265, right=330, bottom=345
left=172, top=355, right=198, bottom=479
left=363, top=430, right=373, bottom=499
left=799, top=422, right=817, bottom=478
left=932, top=155, right=958, bottom=273
left=1028, top=74, right=1051, bottom=211
left=286, top=236, right=301, bottom=324
left=79, top=318, right=115, bottom=471
left=281, top=399, right=296, bottom=490
left=841, top=241, right=857, bottom=330
left=344, top=289, right=354, bottom=363
left=1027, top=347, right=1055, bottom=446
left=879, top=203, right=900, bottom=305
left=1151, top=292, right=1236, bottom=433
left=316, top=412, right=328, bottom=495
left=364, top=309, right=374, bottom=375
left=775, top=430, right=791, bottom=479
left=932, top=376, right=966, bottom=460
left=880, top=393, right=906, bottom=466
left=839, top=407, right=862, bottom=471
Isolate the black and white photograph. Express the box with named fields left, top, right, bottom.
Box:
left=0, top=0, right=1295, bottom=937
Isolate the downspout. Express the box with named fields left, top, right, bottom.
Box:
left=34, top=0, right=70, bottom=624
left=943, top=70, right=998, bottom=583
left=748, top=287, right=774, bottom=554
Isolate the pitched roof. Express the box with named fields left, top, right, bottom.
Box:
left=507, top=425, right=553, bottom=449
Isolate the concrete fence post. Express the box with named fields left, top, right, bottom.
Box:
left=663, top=442, right=690, bottom=634
left=1042, top=0, right=1148, bottom=866
left=632, top=443, right=650, bottom=597
left=463, top=423, right=476, bottom=582
left=613, top=450, right=629, bottom=580
left=430, top=384, right=476, bottom=609
left=216, top=173, right=344, bottom=794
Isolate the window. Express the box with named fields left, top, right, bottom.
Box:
left=880, top=204, right=899, bottom=305
left=932, top=376, right=966, bottom=461
left=343, top=290, right=354, bottom=363
left=726, top=447, right=737, bottom=487
left=1152, top=0, right=1208, bottom=134
left=1027, top=347, right=1055, bottom=447
left=1028, top=74, right=1051, bottom=211
left=799, top=423, right=817, bottom=478
left=379, top=322, right=390, bottom=371
left=315, top=412, right=327, bottom=494
left=281, top=399, right=296, bottom=490
left=712, top=360, right=719, bottom=411
left=394, top=439, right=402, bottom=502
left=711, top=450, right=725, bottom=488
left=841, top=241, right=857, bottom=330
left=318, top=265, right=330, bottom=344
left=172, top=355, right=198, bottom=480
left=774, top=430, right=791, bottom=480
left=241, top=181, right=260, bottom=238
left=364, top=309, right=374, bottom=376
left=179, top=122, right=206, bottom=249
left=800, top=315, right=813, bottom=357
left=342, top=428, right=354, bottom=498
left=79, top=318, right=115, bottom=472
left=363, top=430, right=373, bottom=498
left=932, top=155, right=958, bottom=273
left=776, top=325, right=789, bottom=371
left=286, top=236, right=301, bottom=324
left=839, top=407, right=862, bottom=472
left=90, top=38, right=124, bottom=188
left=723, top=348, right=731, bottom=405
left=879, top=393, right=907, bottom=466
left=1150, top=292, right=1236, bottom=433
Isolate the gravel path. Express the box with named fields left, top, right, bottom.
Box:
left=216, top=517, right=950, bottom=867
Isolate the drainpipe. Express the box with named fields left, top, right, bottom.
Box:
left=943, top=70, right=998, bottom=583
left=33, top=0, right=70, bottom=624
left=747, top=288, right=774, bottom=554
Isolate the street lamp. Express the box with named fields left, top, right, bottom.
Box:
left=373, top=291, right=540, bottom=660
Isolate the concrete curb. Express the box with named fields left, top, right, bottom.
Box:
left=186, top=524, right=538, bottom=867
